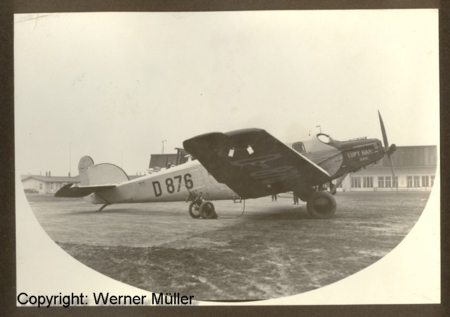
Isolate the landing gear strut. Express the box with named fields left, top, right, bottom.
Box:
left=98, top=203, right=110, bottom=212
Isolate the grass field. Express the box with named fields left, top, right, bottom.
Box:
left=26, top=191, right=432, bottom=301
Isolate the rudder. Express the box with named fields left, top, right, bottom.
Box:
left=78, top=156, right=95, bottom=186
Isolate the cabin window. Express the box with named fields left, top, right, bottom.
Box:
left=292, top=142, right=306, bottom=153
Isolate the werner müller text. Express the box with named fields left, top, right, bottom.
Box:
left=17, top=292, right=194, bottom=307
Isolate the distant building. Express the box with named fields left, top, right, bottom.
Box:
left=21, top=175, right=81, bottom=194
left=149, top=148, right=190, bottom=169
left=338, top=145, right=437, bottom=191
left=21, top=173, right=144, bottom=195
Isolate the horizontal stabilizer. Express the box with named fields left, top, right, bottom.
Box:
left=55, top=183, right=116, bottom=198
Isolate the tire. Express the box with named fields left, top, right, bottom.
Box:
left=200, top=201, right=217, bottom=219
left=188, top=201, right=201, bottom=219
left=306, top=191, right=337, bottom=219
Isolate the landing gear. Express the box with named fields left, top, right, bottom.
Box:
left=200, top=201, right=217, bottom=219
left=306, top=191, right=336, bottom=219
left=188, top=201, right=217, bottom=219
left=186, top=192, right=217, bottom=219
left=188, top=201, right=201, bottom=218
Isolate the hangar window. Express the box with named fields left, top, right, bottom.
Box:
left=292, top=142, right=306, bottom=154
left=414, top=176, right=420, bottom=187
left=385, top=176, right=391, bottom=188
left=422, top=176, right=429, bottom=187
left=378, top=176, right=384, bottom=188
left=393, top=176, right=398, bottom=188
left=363, top=177, right=373, bottom=188
left=351, top=176, right=361, bottom=188
left=431, top=175, right=435, bottom=186
left=407, top=176, right=412, bottom=188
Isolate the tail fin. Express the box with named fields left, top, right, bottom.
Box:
left=78, top=156, right=95, bottom=185
left=56, top=156, right=129, bottom=198
left=78, top=156, right=129, bottom=186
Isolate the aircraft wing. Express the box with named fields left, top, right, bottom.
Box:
left=183, top=128, right=331, bottom=199
left=55, top=183, right=116, bottom=198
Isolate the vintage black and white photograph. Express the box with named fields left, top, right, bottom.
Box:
left=15, top=10, right=439, bottom=305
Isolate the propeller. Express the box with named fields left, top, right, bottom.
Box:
left=378, top=111, right=397, bottom=192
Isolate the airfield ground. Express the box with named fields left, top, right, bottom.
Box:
left=26, top=191, right=431, bottom=301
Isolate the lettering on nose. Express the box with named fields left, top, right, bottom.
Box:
left=361, top=149, right=373, bottom=155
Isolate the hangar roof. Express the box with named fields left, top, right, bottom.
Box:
left=21, top=175, right=80, bottom=183
left=20, top=174, right=143, bottom=183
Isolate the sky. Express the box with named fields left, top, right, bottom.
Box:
left=14, top=10, right=439, bottom=177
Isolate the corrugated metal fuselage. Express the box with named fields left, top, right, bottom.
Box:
left=85, top=160, right=235, bottom=205
left=286, top=134, right=385, bottom=181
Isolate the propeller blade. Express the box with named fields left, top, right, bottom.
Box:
left=379, top=111, right=398, bottom=193
left=387, top=155, right=398, bottom=192
left=378, top=110, right=389, bottom=149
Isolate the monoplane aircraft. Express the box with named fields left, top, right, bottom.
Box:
left=55, top=112, right=396, bottom=219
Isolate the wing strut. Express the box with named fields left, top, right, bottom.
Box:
left=98, top=203, right=110, bottom=212
left=331, top=173, right=348, bottom=195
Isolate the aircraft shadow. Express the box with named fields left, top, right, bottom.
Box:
left=62, top=205, right=315, bottom=220
left=230, top=206, right=312, bottom=221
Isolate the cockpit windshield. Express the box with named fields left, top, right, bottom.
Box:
left=292, top=142, right=306, bottom=153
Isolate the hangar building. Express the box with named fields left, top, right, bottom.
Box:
left=149, top=148, right=190, bottom=169
left=21, top=174, right=81, bottom=194
left=340, top=145, right=437, bottom=192
left=21, top=173, right=145, bottom=195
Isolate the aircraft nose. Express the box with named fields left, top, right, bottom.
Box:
left=388, top=143, right=397, bottom=155
left=377, top=139, right=384, bottom=152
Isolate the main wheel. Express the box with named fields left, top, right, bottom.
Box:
left=200, top=201, right=217, bottom=219
left=188, top=201, right=201, bottom=218
left=306, top=191, right=336, bottom=219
